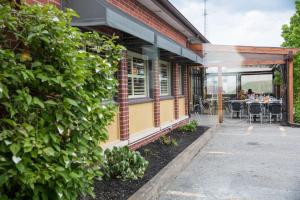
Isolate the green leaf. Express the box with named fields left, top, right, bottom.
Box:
left=16, top=162, right=25, bottom=173
left=45, top=100, right=58, bottom=105
left=64, top=98, right=79, bottom=107
left=43, top=147, right=55, bottom=156
left=36, top=73, right=49, bottom=82
left=32, top=61, right=42, bottom=68
left=9, top=143, right=21, bottom=155
left=0, top=174, right=8, bottom=186
left=2, top=119, right=17, bottom=127
left=33, top=97, right=45, bottom=108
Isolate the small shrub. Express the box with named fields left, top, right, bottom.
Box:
left=102, top=146, right=149, bottom=181
left=160, top=135, right=171, bottom=145
left=159, top=135, right=178, bottom=146
left=171, top=138, right=178, bottom=146
left=178, top=120, right=198, bottom=132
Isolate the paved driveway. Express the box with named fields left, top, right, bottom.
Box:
left=158, top=119, right=300, bottom=200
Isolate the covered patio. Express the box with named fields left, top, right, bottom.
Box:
left=189, top=44, right=299, bottom=125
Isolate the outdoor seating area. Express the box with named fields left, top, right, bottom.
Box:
left=191, top=61, right=288, bottom=125
left=228, top=98, right=283, bottom=124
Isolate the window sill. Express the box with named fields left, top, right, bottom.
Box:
left=128, top=97, right=154, bottom=105
left=160, top=96, right=175, bottom=101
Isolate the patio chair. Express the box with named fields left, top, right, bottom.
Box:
left=229, top=102, right=243, bottom=119
left=193, top=95, right=201, bottom=113
left=248, top=103, right=263, bottom=124
left=268, top=103, right=282, bottom=124
left=194, top=97, right=212, bottom=115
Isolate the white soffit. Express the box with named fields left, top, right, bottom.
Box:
left=136, top=0, right=194, bottom=38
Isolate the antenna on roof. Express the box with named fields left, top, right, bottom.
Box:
left=203, top=0, right=208, bottom=37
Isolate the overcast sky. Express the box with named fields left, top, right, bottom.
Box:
left=170, top=0, right=296, bottom=47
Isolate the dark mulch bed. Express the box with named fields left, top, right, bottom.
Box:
left=82, top=126, right=209, bottom=200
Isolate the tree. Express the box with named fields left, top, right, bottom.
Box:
left=0, top=1, right=124, bottom=199
left=282, top=0, right=300, bottom=122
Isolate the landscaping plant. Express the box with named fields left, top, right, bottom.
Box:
left=159, top=135, right=178, bottom=146
left=178, top=120, right=198, bottom=132
left=0, top=1, right=123, bottom=199
left=102, top=146, right=149, bottom=181
left=282, top=1, right=300, bottom=123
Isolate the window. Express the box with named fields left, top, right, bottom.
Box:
left=241, top=74, right=273, bottom=94
left=128, top=55, right=147, bottom=98
left=206, top=75, right=236, bottom=95
left=179, top=66, right=184, bottom=95
left=160, top=61, right=171, bottom=96
left=222, top=75, right=237, bottom=94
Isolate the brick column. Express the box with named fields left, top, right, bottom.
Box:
left=153, top=58, right=160, bottom=127
left=118, top=50, right=129, bottom=140
left=172, top=63, right=179, bottom=119
left=183, top=65, right=189, bottom=115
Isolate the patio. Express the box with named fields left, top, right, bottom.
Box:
left=189, top=44, right=298, bottom=125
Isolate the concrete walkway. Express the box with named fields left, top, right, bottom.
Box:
left=158, top=118, right=300, bottom=200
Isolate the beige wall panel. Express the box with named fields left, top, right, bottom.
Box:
left=106, top=112, right=120, bottom=143
left=179, top=97, right=186, bottom=117
left=129, top=102, right=154, bottom=135
left=160, top=99, right=175, bottom=124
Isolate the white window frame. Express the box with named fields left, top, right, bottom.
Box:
left=159, top=60, right=171, bottom=96
left=127, top=51, right=148, bottom=99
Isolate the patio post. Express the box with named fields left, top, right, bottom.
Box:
left=287, top=52, right=294, bottom=124
left=218, top=66, right=223, bottom=123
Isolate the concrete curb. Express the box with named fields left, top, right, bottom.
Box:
left=128, top=126, right=218, bottom=200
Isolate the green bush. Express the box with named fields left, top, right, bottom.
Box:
left=281, top=1, right=300, bottom=123
left=159, top=135, right=177, bottom=146
left=102, top=146, right=149, bottom=181
left=178, top=120, right=198, bottom=132
left=295, top=97, right=300, bottom=123
left=0, top=2, right=123, bottom=199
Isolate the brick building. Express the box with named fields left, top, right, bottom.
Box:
left=26, top=0, right=298, bottom=149
left=58, top=0, right=209, bottom=149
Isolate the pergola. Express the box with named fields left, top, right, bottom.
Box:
left=190, top=44, right=299, bottom=124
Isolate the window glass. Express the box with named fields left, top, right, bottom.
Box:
left=160, top=62, right=170, bottom=96
left=128, top=56, right=147, bottom=98
left=241, top=74, right=273, bottom=94
left=179, top=66, right=184, bottom=95
left=206, top=75, right=236, bottom=95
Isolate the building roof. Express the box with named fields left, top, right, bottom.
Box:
left=136, top=0, right=209, bottom=43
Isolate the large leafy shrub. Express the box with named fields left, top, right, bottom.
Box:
left=102, top=146, right=149, bottom=181
left=0, top=1, right=123, bottom=199
left=282, top=1, right=300, bottom=123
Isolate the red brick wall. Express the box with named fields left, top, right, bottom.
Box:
left=106, top=0, right=188, bottom=47
left=25, top=0, right=60, bottom=6
left=130, top=118, right=188, bottom=150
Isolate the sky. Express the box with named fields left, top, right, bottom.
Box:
left=170, top=0, right=296, bottom=47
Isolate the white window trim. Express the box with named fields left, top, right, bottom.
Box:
left=159, top=60, right=171, bottom=96
left=128, top=51, right=148, bottom=99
